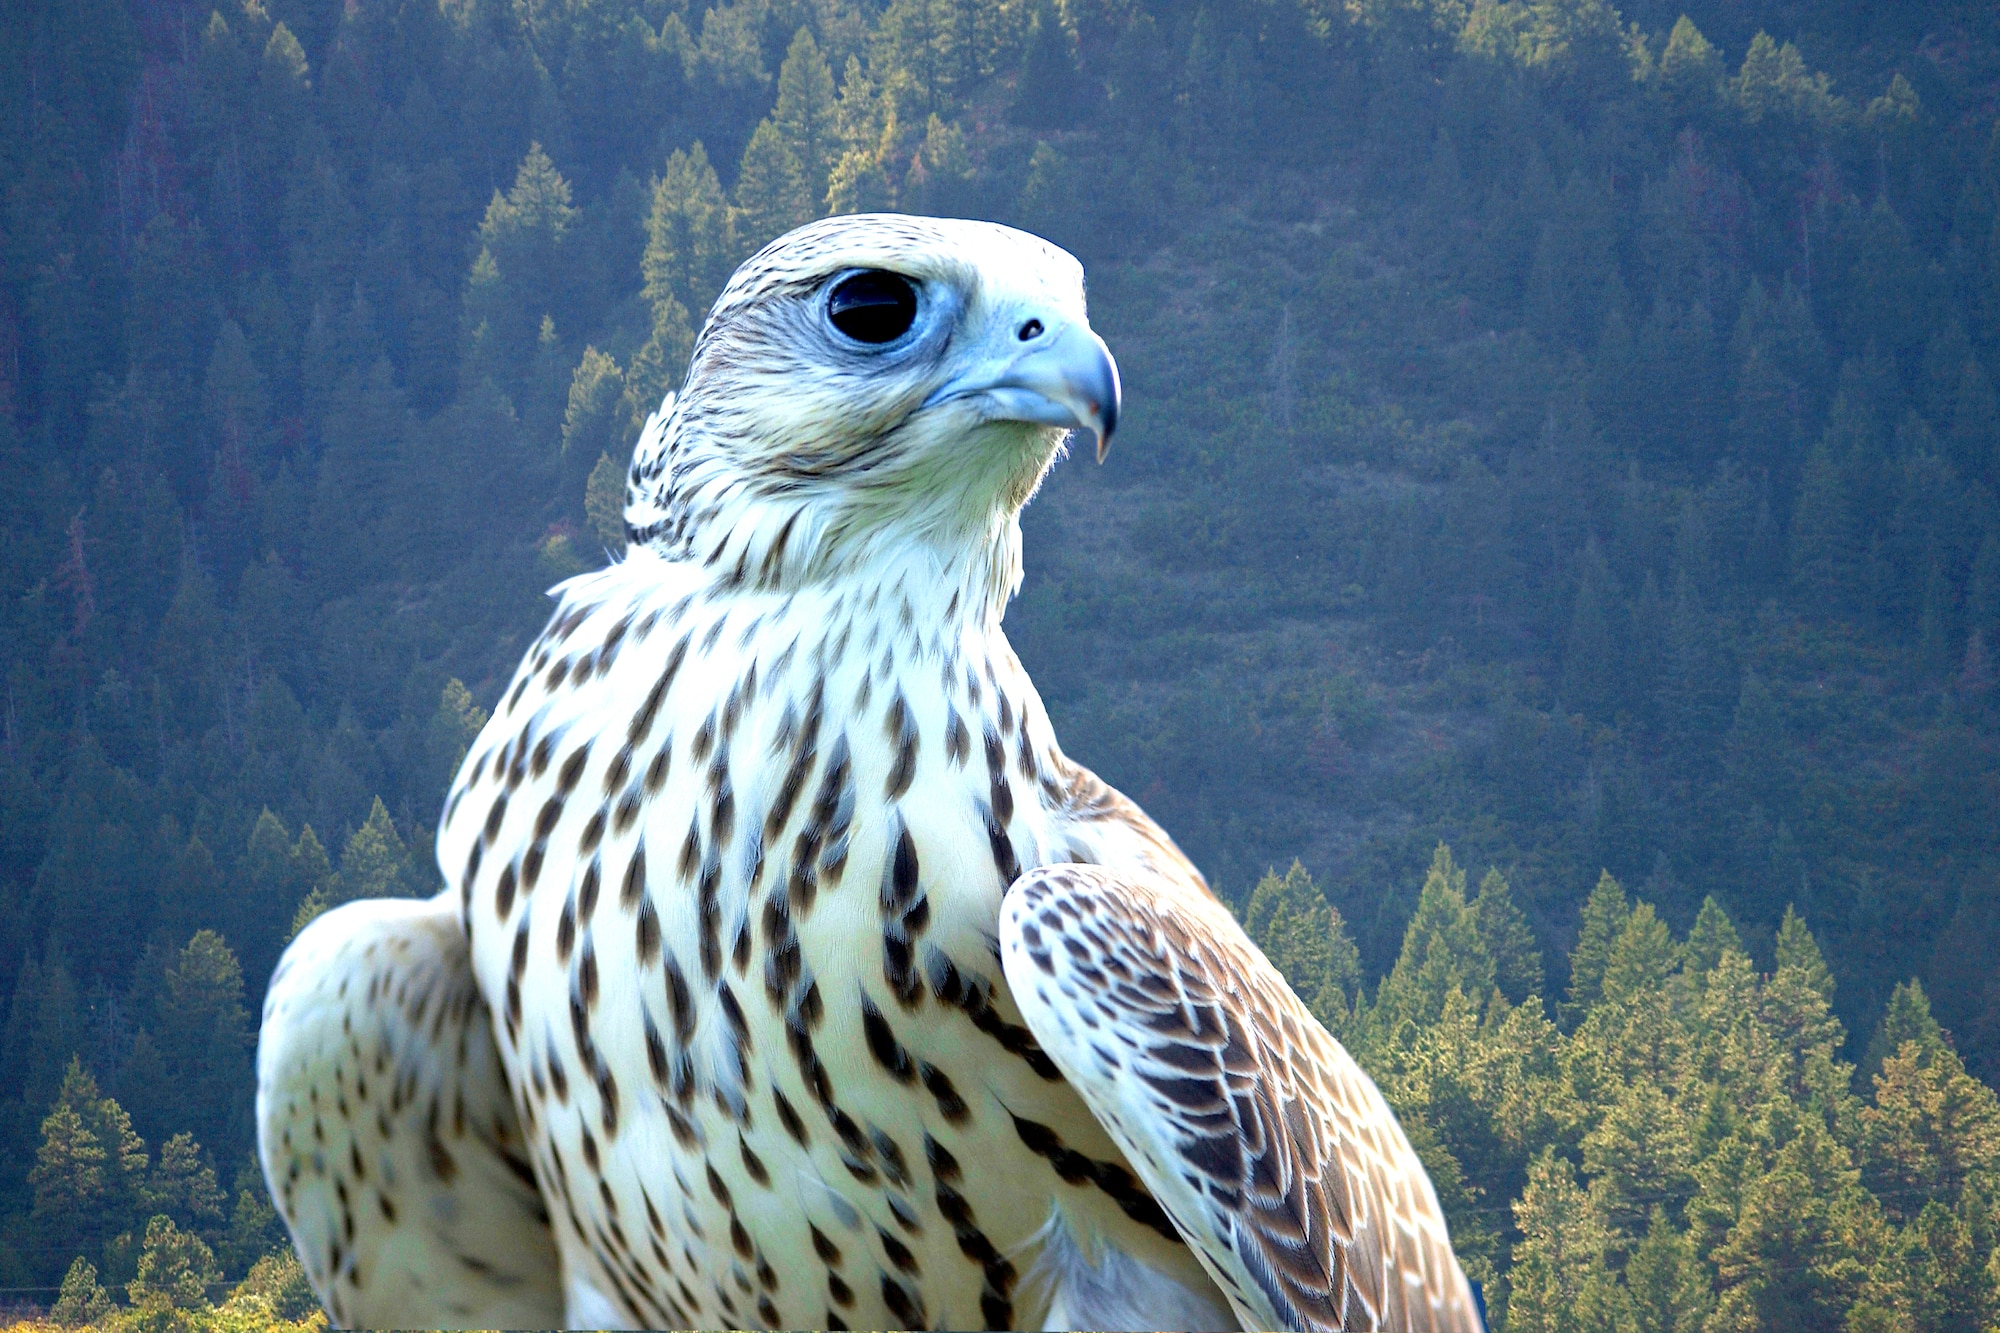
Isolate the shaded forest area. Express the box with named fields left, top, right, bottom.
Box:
left=2, top=0, right=1998, bottom=1322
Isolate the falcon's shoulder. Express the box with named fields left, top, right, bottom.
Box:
left=999, top=865, right=1482, bottom=1333
left=256, top=893, right=562, bottom=1330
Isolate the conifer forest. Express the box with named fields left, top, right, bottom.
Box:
left=3, top=0, right=2000, bottom=1326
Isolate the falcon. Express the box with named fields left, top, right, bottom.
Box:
left=256, top=213, right=1481, bottom=1332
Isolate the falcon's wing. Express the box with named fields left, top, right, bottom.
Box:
left=999, top=866, right=1482, bottom=1333
left=256, top=893, right=562, bottom=1330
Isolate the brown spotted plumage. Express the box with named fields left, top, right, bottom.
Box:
left=258, top=213, right=1477, bottom=1332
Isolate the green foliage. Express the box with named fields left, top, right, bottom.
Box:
left=51, top=1256, right=117, bottom=1327
left=1244, top=846, right=2000, bottom=1333
left=1372, top=844, right=1498, bottom=1033
left=1563, top=872, right=1629, bottom=1025
left=1241, top=861, right=1362, bottom=1026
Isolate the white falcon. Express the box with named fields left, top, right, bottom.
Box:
left=256, top=213, right=1482, bottom=1332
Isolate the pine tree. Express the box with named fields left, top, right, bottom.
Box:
left=16, top=939, right=84, bottom=1114
left=826, top=146, right=894, bottom=215
left=1684, top=896, right=1745, bottom=975
left=49, top=1256, right=115, bottom=1326
left=772, top=28, right=838, bottom=211
left=1623, top=1208, right=1713, bottom=1333
left=1790, top=410, right=1867, bottom=616
left=1473, top=868, right=1544, bottom=1003
left=1656, top=17, right=1723, bottom=118
left=626, top=144, right=733, bottom=421
left=736, top=120, right=813, bottom=250
left=30, top=1099, right=108, bottom=1237
left=149, top=1131, right=226, bottom=1238
left=1011, top=0, right=1088, bottom=129
left=1580, top=1077, right=1697, bottom=1241
left=1506, top=1150, right=1631, bottom=1333
left=562, top=346, right=627, bottom=516
left=338, top=797, right=418, bottom=903
left=1709, top=1118, right=1876, bottom=1333
left=873, top=0, right=972, bottom=125
left=427, top=680, right=489, bottom=808
left=1563, top=871, right=1629, bottom=1025
left=585, top=452, right=627, bottom=551
left=151, top=931, right=254, bottom=1166
left=128, top=1213, right=221, bottom=1309
left=1372, top=845, right=1497, bottom=1032
left=239, top=810, right=309, bottom=961
left=1762, top=908, right=1847, bottom=1104
left=1599, top=902, right=1681, bottom=1004
left=1890, top=1200, right=2000, bottom=1333
left=1240, top=861, right=1362, bottom=1027
left=901, top=114, right=974, bottom=217
left=1860, top=1019, right=2000, bottom=1222
left=28, top=1058, right=151, bottom=1281
left=463, top=144, right=581, bottom=380
left=202, top=319, right=273, bottom=468
left=1561, top=538, right=1618, bottom=722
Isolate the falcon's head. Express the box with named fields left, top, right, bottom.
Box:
left=624, top=214, right=1119, bottom=611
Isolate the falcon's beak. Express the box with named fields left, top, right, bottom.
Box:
left=923, top=319, right=1122, bottom=462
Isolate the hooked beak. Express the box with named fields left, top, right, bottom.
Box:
left=923, top=320, right=1122, bottom=462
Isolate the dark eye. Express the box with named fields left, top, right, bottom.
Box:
left=827, top=270, right=918, bottom=344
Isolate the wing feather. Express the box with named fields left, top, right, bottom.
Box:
left=1000, top=865, right=1481, bottom=1333
left=256, top=893, right=563, bottom=1330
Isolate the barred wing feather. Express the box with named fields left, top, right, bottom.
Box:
left=999, top=865, right=1481, bottom=1333
left=256, top=893, right=563, bottom=1330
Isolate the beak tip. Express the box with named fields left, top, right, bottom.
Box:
left=1094, top=432, right=1110, bottom=463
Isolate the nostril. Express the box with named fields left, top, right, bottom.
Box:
left=1017, top=319, right=1044, bottom=341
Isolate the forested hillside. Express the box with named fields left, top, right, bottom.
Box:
left=2, top=0, right=1998, bottom=1323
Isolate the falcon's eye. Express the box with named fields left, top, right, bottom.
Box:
left=827, top=270, right=919, bottom=344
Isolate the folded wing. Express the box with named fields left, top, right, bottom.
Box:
left=999, top=865, right=1482, bottom=1333
left=256, top=893, right=562, bottom=1329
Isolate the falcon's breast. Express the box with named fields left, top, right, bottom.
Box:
left=436, top=548, right=1214, bottom=1330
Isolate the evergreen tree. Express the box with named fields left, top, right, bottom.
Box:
left=1623, top=1208, right=1713, bottom=1333
left=561, top=345, right=626, bottom=508
left=1563, top=872, right=1629, bottom=1026
left=1790, top=407, right=1869, bottom=616
left=1372, top=845, right=1496, bottom=1032
left=1561, top=538, right=1618, bottom=722
left=148, top=932, right=253, bottom=1166
left=463, top=144, right=581, bottom=381
left=1507, top=1150, right=1630, bottom=1333
left=735, top=119, right=813, bottom=248
left=1241, top=861, right=1362, bottom=1026
left=826, top=145, right=894, bottom=215
left=772, top=28, right=838, bottom=211
left=127, top=1213, right=221, bottom=1310
left=29, top=1059, right=149, bottom=1283
left=149, top=1131, right=226, bottom=1239
left=626, top=144, right=733, bottom=421
left=1709, top=1118, right=1876, bottom=1333
left=337, top=797, right=420, bottom=904
left=1684, top=896, right=1745, bottom=975
left=1011, top=0, right=1089, bottom=129
left=1472, top=868, right=1544, bottom=1003
left=1860, top=1021, right=2000, bottom=1222
left=585, top=452, right=627, bottom=551
left=1655, top=17, right=1722, bottom=120
left=49, top=1256, right=115, bottom=1327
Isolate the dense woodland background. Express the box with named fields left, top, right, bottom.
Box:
left=3, top=0, right=2000, bottom=1325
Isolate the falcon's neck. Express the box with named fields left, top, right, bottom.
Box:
left=628, top=422, right=1056, bottom=627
